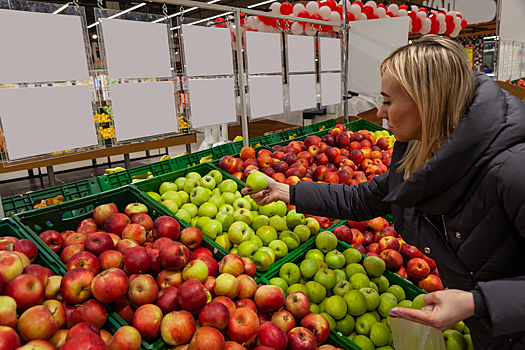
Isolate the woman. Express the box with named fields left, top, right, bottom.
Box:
left=243, top=35, right=525, bottom=349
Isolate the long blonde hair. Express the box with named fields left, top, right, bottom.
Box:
left=380, top=35, right=476, bottom=179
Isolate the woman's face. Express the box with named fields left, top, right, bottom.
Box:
left=377, top=74, right=422, bottom=142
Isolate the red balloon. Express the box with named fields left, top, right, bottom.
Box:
left=411, top=17, right=422, bottom=33
left=461, top=19, right=468, bottom=29
left=456, top=13, right=463, bottom=18
left=445, top=15, right=454, bottom=24
left=310, top=13, right=322, bottom=29
left=362, top=6, right=374, bottom=17
left=297, top=10, right=310, bottom=25
left=408, top=11, right=416, bottom=20
left=377, top=4, right=386, bottom=9
left=445, top=21, right=455, bottom=35
left=386, top=11, right=394, bottom=17
left=280, top=2, right=293, bottom=15
left=215, top=18, right=227, bottom=28
left=430, top=18, right=440, bottom=34
left=419, top=8, right=427, bottom=12
left=399, top=5, right=408, bottom=10
left=336, top=4, right=343, bottom=18
left=325, top=0, right=337, bottom=11
left=353, top=1, right=364, bottom=9
left=240, top=13, right=246, bottom=26
left=346, top=12, right=355, bottom=23
left=320, top=24, right=332, bottom=33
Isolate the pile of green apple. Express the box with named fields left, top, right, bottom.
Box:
left=270, top=231, right=422, bottom=350
left=145, top=170, right=320, bottom=272
left=442, top=321, right=473, bottom=350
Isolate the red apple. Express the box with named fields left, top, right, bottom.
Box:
left=420, top=254, right=437, bottom=271
left=105, top=213, right=131, bottom=236
left=39, top=230, right=63, bottom=254
left=363, top=231, right=374, bottom=245
left=128, top=274, right=158, bottom=306
left=199, top=301, right=230, bottom=330
left=121, top=225, right=147, bottom=246
left=161, top=310, right=195, bottom=345
left=67, top=251, right=100, bottom=275
left=133, top=304, right=163, bottom=341
left=156, top=287, right=180, bottom=314
left=123, top=246, right=151, bottom=274
left=254, top=285, right=285, bottom=314
left=219, top=156, right=238, bottom=174
left=285, top=168, right=303, bottom=179
left=237, top=274, right=257, bottom=299
left=261, top=167, right=275, bottom=178
left=107, top=326, right=142, bottom=350
left=271, top=310, right=295, bottom=333
left=287, top=327, right=316, bottom=350
left=284, top=291, right=310, bottom=320
left=147, top=248, right=163, bottom=277
left=91, top=267, right=128, bottom=303
left=244, top=158, right=259, bottom=168
left=257, top=154, right=273, bottom=168
left=256, top=321, right=288, bottom=350
left=273, top=173, right=287, bottom=183
left=152, top=237, right=173, bottom=250
left=321, top=134, right=335, bottom=147
left=373, top=228, right=395, bottom=244
left=351, top=244, right=366, bottom=255
left=17, top=305, right=58, bottom=342
left=93, top=203, right=118, bottom=226
left=77, top=225, right=98, bottom=236
left=272, top=151, right=285, bottom=160
left=198, top=256, right=219, bottom=277
left=380, top=249, right=404, bottom=271
left=394, top=266, right=408, bottom=279
left=240, top=147, right=256, bottom=161
left=159, top=242, right=192, bottom=271
left=23, top=264, right=53, bottom=286
left=63, top=233, right=87, bottom=248
left=299, top=313, right=330, bottom=345
left=111, top=296, right=134, bottom=325
left=399, top=244, right=422, bottom=263
left=366, top=252, right=380, bottom=258
left=258, top=312, right=272, bottom=325
left=407, top=258, right=430, bottom=280
left=350, top=229, right=364, bottom=245
left=326, top=163, right=337, bottom=173
left=179, top=227, right=203, bottom=250
left=153, top=216, right=180, bottom=241
left=116, top=239, right=139, bottom=255
left=4, top=274, right=44, bottom=312
left=99, top=250, right=124, bottom=270
left=323, top=172, right=339, bottom=184
left=313, top=165, right=329, bottom=181
left=235, top=298, right=258, bottom=314
left=204, top=276, right=216, bottom=297
left=273, top=161, right=290, bottom=174
left=219, top=254, right=244, bottom=277
left=304, top=135, right=321, bottom=148
left=332, top=225, right=352, bottom=243
left=347, top=220, right=368, bottom=232
left=124, top=203, right=148, bottom=219
left=73, top=299, right=107, bottom=329
left=11, top=239, right=38, bottom=263
left=212, top=296, right=236, bottom=315
left=193, top=247, right=212, bottom=259
left=60, top=268, right=94, bottom=304
left=418, top=274, right=444, bottom=293
left=281, top=153, right=298, bottom=167
left=189, top=326, right=225, bottom=350
left=335, top=133, right=350, bottom=149
left=0, top=324, right=21, bottom=350
left=61, top=331, right=106, bottom=350
left=129, top=213, right=154, bottom=232
left=177, top=279, right=208, bottom=311
left=156, top=269, right=182, bottom=289
left=66, top=322, right=100, bottom=341
left=378, top=236, right=400, bottom=253
left=315, top=154, right=329, bottom=166
left=48, top=329, right=69, bottom=349
left=227, top=308, right=260, bottom=344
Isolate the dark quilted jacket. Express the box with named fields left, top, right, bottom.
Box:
left=293, top=72, right=525, bottom=349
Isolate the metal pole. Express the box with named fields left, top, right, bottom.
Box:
left=124, top=154, right=131, bottom=169
left=342, top=0, right=349, bottom=124
left=0, top=193, right=4, bottom=219
left=46, top=166, right=56, bottom=188
left=234, top=9, right=249, bottom=148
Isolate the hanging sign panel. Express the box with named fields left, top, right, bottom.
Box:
left=249, top=75, right=284, bottom=119
left=287, top=35, right=316, bottom=73
left=320, top=37, right=342, bottom=72
left=0, top=9, right=89, bottom=84
left=321, top=72, right=342, bottom=106
left=187, top=78, right=237, bottom=128
left=245, top=31, right=283, bottom=74
left=289, top=74, right=317, bottom=111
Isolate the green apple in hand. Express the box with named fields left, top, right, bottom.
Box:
left=464, top=334, right=474, bottom=350
left=186, top=172, right=202, bottom=181
left=216, top=211, right=234, bottom=231
left=305, top=217, right=320, bottom=235
left=202, top=219, right=223, bottom=240
left=305, top=249, right=324, bottom=261
left=268, top=240, right=288, bottom=260
left=209, top=195, right=225, bottom=209
left=252, top=250, right=272, bottom=272
left=162, top=200, right=178, bottom=213
left=411, top=294, right=426, bottom=310
left=178, top=191, right=189, bottom=204
left=190, top=187, right=210, bottom=206
left=280, top=231, right=300, bottom=251
left=198, top=202, right=218, bottom=219
left=183, top=178, right=200, bottom=194
left=175, top=209, right=192, bottom=223
left=246, top=171, right=268, bottom=193
left=218, top=179, right=238, bottom=193
left=200, top=176, right=216, bottom=190
left=159, top=182, right=178, bottom=195
left=252, top=215, right=270, bottom=232
left=174, top=177, right=187, bottom=190
left=325, top=251, right=346, bottom=269
left=269, top=216, right=288, bottom=232
left=207, top=170, right=223, bottom=185
left=181, top=203, right=198, bottom=218
left=299, top=259, right=319, bottom=279
left=228, top=221, right=252, bottom=244
left=324, top=295, right=348, bottom=320
left=269, top=277, right=288, bottom=292
left=279, top=263, right=301, bottom=285
left=286, top=210, right=305, bottom=230
left=256, top=226, right=278, bottom=246
left=222, top=192, right=236, bottom=205
left=219, top=204, right=234, bottom=215
left=305, top=281, right=326, bottom=304
left=238, top=240, right=259, bottom=258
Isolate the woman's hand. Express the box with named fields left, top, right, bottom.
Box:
left=389, top=289, right=475, bottom=331
left=241, top=175, right=290, bottom=205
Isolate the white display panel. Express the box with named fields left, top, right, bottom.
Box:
left=246, top=31, right=283, bottom=74
left=100, top=18, right=172, bottom=79
left=320, top=37, right=342, bottom=72
left=0, top=9, right=89, bottom=84
left=289, top=74, right=317, bottom=111
left=348, top=17, right=409, bottom=93
left=187, top=78, right=237, bottom=128
left=249, top=75, right=284, bottom=119
left=287, top=35, right=316, bottom=73
left=0, top=85, right=97, bottom=160
left=182, top=25, right=234, bottom=77
left=321, top=72, right=342, bottom=106
left=109, top=82, right=178, bottom=142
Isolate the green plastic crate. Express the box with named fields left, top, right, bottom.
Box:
left=174, top=143, right=235, bottom=169
left=3, top=178, right=102, bottom=219
left=305, top=119, right=337, bottom=134
left=272, top=127, right=309, bottom=143
left=345, top=119, right=390, bottom=134
left=211, top=145, right=274, bottom=171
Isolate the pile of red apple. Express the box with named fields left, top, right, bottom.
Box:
left=332, top=217, right=444, bottom=293
left=218, top=124, right=393, bottom=187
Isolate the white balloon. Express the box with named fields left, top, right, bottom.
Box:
left=420, top=26, right=430, bottom=34
left=365, top=1, right=376, bottom=9
left=456, top=11, right=462, bottom=18
left=305, top=24, right=315, bottom=35
left=436, top=13, right=445, bottom=22
left=247, top=17, right=257, bottom=30
left=291, top=21, right=304, bottom=34
left=411, top=5, right=418, bottom=12
left=270, top=2, right=281, bottom=13
left=305, top=1, right=319, bottom=16
left=358, top=13, right=367, bottom=21
left=293, top=3, right=305, bottom=16
left=376, top=7, right=386, bottom=18
left=450, top=25, right=461, bottom=37
left=417, top=11, right=427, bottom=20
left=330, top=11, right=341, bottom=23
left=257, top=22, right=268, bottom=32
left=387, top=4, right=398, bottom=15
left=398, top=9, right=407, bottom=17
left=454, top=16, right=462, bottom=26
left=346, top=0, right=351, bottom=10
left=349, top=4, right=361, bottom=16
left=270, top=26, right=280, bottom=33
left=439, top=21, right=447, bottom=34
left=319, top=6, right=331, bottom=20
left=424, top=18, right=431, bottom=28
left=448, top=10, right=456, bottom=17
left=408, top=16, right=412, bottom=25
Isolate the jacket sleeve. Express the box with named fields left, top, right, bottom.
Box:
left=477, top=148, right=525, bottom=337
left=293, top=170, right=392, bottom=221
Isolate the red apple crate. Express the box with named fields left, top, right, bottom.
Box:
left=211, top=145, right=274, bottom=171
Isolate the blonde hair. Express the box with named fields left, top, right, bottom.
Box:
left=380, top=35, right=475, bottom=179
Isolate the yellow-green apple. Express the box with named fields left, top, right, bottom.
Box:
left=124, top=203, right=148, bottom=218
left=48, top=329, right=68, bottom=349
left=0, top=296, right=17, bottom=327
left=237, top=274, right=257, bottom=299
left=256, top=321, right=288, bottom=350
left=214, top=273, right=240, bottom=299
left=4, top=274, right=44, bottom=312
left=107, top=326, right=141, bottom=350
left=0, top=325, right=21, bottom=350
left=287, top=327, right=317, bottom=350
left=130, top=213, right=154, bottom=232
left=227, top=308, right=259, bottom=344
left=10, top=239, right=38, bottom=263
left=123, top=246, right=151, bottom=274
left=17, top=305, right=58, bottom=342
left=156, top=287, right=180, bottom=314
left=378, top=236, right=400, bottom=253
left=407, top=258, right=430, bottom=280
left=18, top=340, right=56, bottom=350
left=128, top=274, right=158, bottom=306
left=177, top=279, right=208, bottom=312
left=284, top=291, right=310, bottom=320
left=72, top=299, right=107, bottom=328
left=60, top=244, right=84, bottom=264
left=115, top=239, right=139, bottom=255
left=161, top=310, right=196, bottom=345
left=121, top=225, right=147, bottom=246
left=254, top=285, right=285, bottom=314
left=98, top=250, right=124, bottom=271
left=198, top=301, right=230, bottom=330
left=152, top=237, right=173, bottom=250
left=153, top=216, right=181, bottom=241
left=242, top=258, right=256, bottom=278
left=77, top=225, right=98, bottom=236
left=91, top=267, right=128, bottom=303
left=104, top=213, right=131, bottom=236
left=39, top=230, right=62, bottom=254
left=110, top=296, right=134, bottom=325
left=0, top=237, right=18, bottom=251
left=67, top=251, right=100, bottom=275
left=159, top=242, right=191, bottom=271
left=418, top=274, right=444, bottom=293
left=182, top=260, right=209, bottom=283
left=0, top=251, right=24, bottom=283
left=189, top=326, right=225, bottom=350
left=60, top=267, right=94, bottom=304
left=93, top=203, right=118, bottom=226
left=179, top=227, right=203, bottom=250
left=235, top=298, right=257, bottom=314
left=197, top=256, right=218, bottom=277
left=23, top=264, right=54, bottom=286
left=132, top=304, right=163, bottom=341
left=212, top=296, right=236, bottom=315
left=156, top=269, right=182, bottom=289
left=42, top=299, right=65, bottom=329
left=44, top=275, right=62, bottom=300
left=63, top=233, right=87, bottom=248
left=271, top=310, right=295, bottom=333
left=299, top=313, right=330, bottom=345
left=219, top=254, right=245, bottom=277
left=61, top=331, right=107, bottom=350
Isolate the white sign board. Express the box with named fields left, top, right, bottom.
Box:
left=289, top=74, right=317, bottom=111
left=321, top=72, right=342, bottom=106
left=287, top=35, right=316, bottom=73
left=320, top=37, right=342, bottom=72
left=246, top=31, right=283, bottom=74
left=187, top=78, right=237, bottom=128
left=249, top=75, right=284, bottom=119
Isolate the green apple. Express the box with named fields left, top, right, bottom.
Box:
left=234, top=191, right=242, bottom=199
left=359, top=287, right=380, bottom=311
left=147, top=192, right=161, bottom=202
left=336, top=314, right=355, bottom=336
left=318, top=299, right=326, bottom=313
left=218, top=204, right=234, bottom=215
left=464, top=334, right=474, bottom=350
left=216, top=211, right=234, bottom=231
left=233, top=198, right=251, bottom=211
left=269, top=216, right=288, bottom=232
left=218, top=179, right=238, bottom=193
left=161, top=191, right=183, bottom=208
left=212, top=188, right=222, bottom=196
left=326, top=289, right=333, bottom=297
left=398, top=300, right=412, bottom=308
left=380, top=292, right=397, bottom=303
left=343, top=248, right=362, bottom=265
left=279, top=263, right=301, bottom=285
left=215, top=234, right=232, bottom=251
left=353, top=335, right=375, bottom=350
left=233, top=209, right=253, bottom=225
left=178, top=191, right=190, bottom=204
left=259, top=202, right=278, bottom=217
left=443, top=330, right=468, bottom=350
left=349, top=333, right=357, bottom=342
left=249, top=235, right=264, bottom=249
left=355, top=313, right=378, bottom=337
left=344, top=290, right=367, bottom=316
left=305, top=281, right=326, bottom=304
left=162, top=200, right=178, bottom=213
left=231, top=248, right=238, bottom=255
left=333, top=280, right=352, bottom=297
left=363, top=256, right=386, bottom=278
left=346, top=263, right=366, bottom=279
left=190, top=187, right=210, bottom=206
left=198, top=202, right=218, bottom=219
left=269, top=277, right=288, bottom=292
left=369, top=310, right=381, bottom=322
left=321, top=312, right=337, bottom=330
left=196, top=216, right=212, bottom=230
left=202, top=219, right=223, bottom=240
left=228, top=221, right=252, bottom=244
left=293, top=225, right=310, bottom=243
left=175, top=177, right=187, bottom=190
left=252, top=215, right=270, bottom=232
left=314, top=269, right=337, bottom=289
left=412, top=294, right=426, bottom=310
left=191, top=216, right=200, bottom=227
left=452, top=321, right=465, bottom=333
left=251, top=211, right=259, bottom=219
left=252, top=250, right=272, bottom=272
left=386, top=285, right=405, bottom=303
left=378, top=296, right=397, bottom=317
left=315, top=231, right=338, bottom=253
left=159, top=182, right=178, bottom=195
left=324, top=295, right=347, bottom=320
left=287, top=284, right=308, bottom=295
left=268, top=240, right=288, bottom=260
left=315, top=260, right=328, bottom=270
left=310, top=304, right=320, bottom=314
left=305, top=249, right=324, bottom=261
left=258, top=247, right=275, bottom=263
left=275, top=201, right=287, bottom=217
left=181, top=203, right=198, bottom=218
left=243, top=195, right=259, bottom=211
left=209, top=195, right=225, bottom=209
left=246, top=171, right=268, bottom=193
left=305, top=217, right=320, bottom=235
left=325, top=251, right=346, bottom=269
left=370, top=276, right=390, bottom=294
left=183, top=178, right=200, bottom=194
left=222, top=192, right=236, bottom=205
left=350, top=273, right=370, bottom=290
left=280, top=231, right=300, bottom=251
left=186, top=172, right=202, bottom=181
left=299, top=259, right=319, bottom=279
left=334, top=269, right=347, bottom=282
left=286, top=210, right=305, bottom=229
left=205, top=188, right=213, bottom=198
left=175, top=209, right=192, bottom=224
left=256, top=226, right=278, bottom=246
left=207, top=170, right=223, bottom=185
left=370, top=282, right=379, bottom=293
left=238, top=240, right=259, bottom=258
